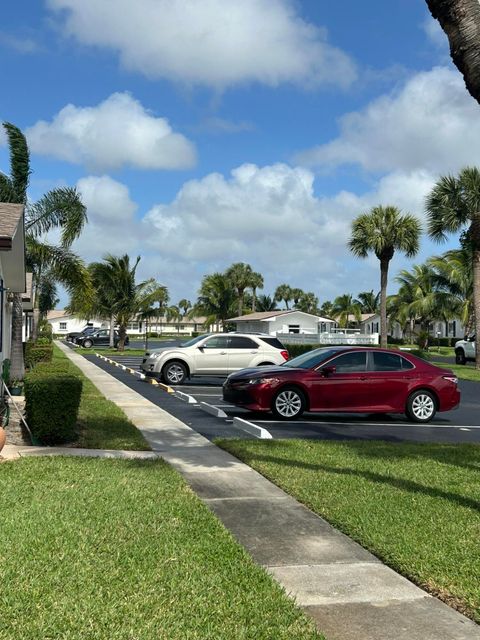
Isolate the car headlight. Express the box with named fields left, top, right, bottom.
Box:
left=248, top=377, right=280, bottom=385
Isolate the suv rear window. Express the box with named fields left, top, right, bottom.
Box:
left=258, top=337, right=285, bottom=349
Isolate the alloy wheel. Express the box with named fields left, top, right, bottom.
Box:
left=165, top=363, right=186, bottom=384
left=275, top=389, right=303, bottom=418
left=410, top=393, right=435, bottom=421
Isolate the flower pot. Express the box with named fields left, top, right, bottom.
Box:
left=0, top=426, right=6, bottom=453
left=9, top=387, right=23, bottom=396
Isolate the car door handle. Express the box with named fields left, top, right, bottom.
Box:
left=250, top=350, right=258, bottom=353
left=220, top=351, right=227, bottom=355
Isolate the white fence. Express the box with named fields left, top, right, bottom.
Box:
left=277, top=332, right=379, bottom=346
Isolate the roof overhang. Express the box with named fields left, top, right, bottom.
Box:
left=22, top=272, right=34, bottom=311
left=1, top=212, right=26, bottom=293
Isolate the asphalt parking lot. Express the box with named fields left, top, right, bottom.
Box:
left=85, top=353, right=480, bottom=444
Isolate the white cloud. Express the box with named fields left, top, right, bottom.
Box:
left=46, top=0, right=357, bottom=90
left=26, top=92, right=196, bottom=172
left=422, top=16, right=448, bottom=50
left=0, top=32, right=39, bottom=54
left=295, top=67, right=480, bottom=175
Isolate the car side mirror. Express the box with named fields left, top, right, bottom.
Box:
left=321, top=365, right=336, bottom=377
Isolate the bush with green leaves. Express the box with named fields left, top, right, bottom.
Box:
left=24, top=368, right=82, bottom=444
left=25, top=342, right=53, bottom=368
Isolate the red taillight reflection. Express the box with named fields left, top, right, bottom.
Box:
left=281, top=350, right=289, bottom=361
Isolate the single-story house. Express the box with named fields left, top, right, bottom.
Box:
left=0, top=203, right=26, bottom=365
left=359, top=313, right=467, bottom=341
left=227, top=310, right=337, bottom=336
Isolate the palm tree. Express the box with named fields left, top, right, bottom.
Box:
left=256, top=294, right=277, bottom=312
left=349, top=205, right=421, bottom=348
left=291, top=288, right=304, bottom=308
left=250, top=271, right=264, bottom=312
left=274, top=284, right=292, bottom=310
left=426, top=167, right=480, bottom=368
left=225, top=262, right=253, bottom=316
left=356, top=290, right=380, bottom=314
left=319, top=300, right=335, bottom=319
left=193, top=272, right=236, bottom=328
left=0, top=122, right=88, bottom=378
left=166, top=305, right=181, bottom=333
left=297, top=291, right=319, bottom=314
left=332, top=294, right=362, bottom=328
left=178, top=299, right=192, bottom=317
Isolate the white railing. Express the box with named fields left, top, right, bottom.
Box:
left=277, top=332, right=379, bottom=345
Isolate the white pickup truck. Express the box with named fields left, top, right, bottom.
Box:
left=454, top=335, right=476, bottom=364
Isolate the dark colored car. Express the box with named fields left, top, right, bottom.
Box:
left=66, top=326, right=98, bottom=343
left=223, top=346, right=460, bottom=423
left=77, top=328, right=129, bottom=349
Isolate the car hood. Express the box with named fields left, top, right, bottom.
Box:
left=146, top=346, right=182, bottom=356
left=227, top=365, right=300, bottom=381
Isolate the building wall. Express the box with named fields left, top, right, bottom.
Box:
left=234, top=313, right=336, bottom=336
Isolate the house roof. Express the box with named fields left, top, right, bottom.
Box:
left=22, top=272, right=33, bottom=301
left=0, top=203, right=24, bottom=249
left=47, top=309, right=71, bottom=320
left=228, top=310, right=335, bottom=322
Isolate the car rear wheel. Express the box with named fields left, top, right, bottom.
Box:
left=83, top=339, right=93, bottom=349
left=455, top=349, right=466, bottom=365
left=272, top=387, right=305, bottom=420
left=162, top=361, right=187, bottom=385
left=406, top=389, right=436, bottom=423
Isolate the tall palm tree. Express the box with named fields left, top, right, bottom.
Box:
left=291, top=287, right=304, bottom=309
left=250, top=271, right=264, bottom=312
left=319, top=300, right=335, bottom=319
left=426, top=167, right=480, bottom=368
left=274, top=283, right=292, bottom=310
left=178, top=299, right=192, bottom=317
left=0, top=122, right=88, bottom=378
left=166, top=305, right=181, bottom=333
left=332, top=294, right=362, bottom=328
left=193, top=272, right=236, bottom=328
left=349, top=205, right=421, bottom=348
left=225, top=262, right=253, bottom=316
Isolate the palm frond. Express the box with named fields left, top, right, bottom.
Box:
left=2, top=122, right=30, bottom=202
left=26, top=187, right=87, bottom=246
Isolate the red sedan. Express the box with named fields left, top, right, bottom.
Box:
left=222, top=347, right=460, bottom=423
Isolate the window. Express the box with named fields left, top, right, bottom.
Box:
left=288, top=324, right=300, bottom=334
left=259, top=337, right=285, bottom=349
left=59, top=322, right=67, bottom=330
left=127, top=322, right=139, bottom=331
left=229, top=337, right=258, bottom=349
left=329, top=351, right=367, bottom=373
left=97, top=330, right=109, bottom=337
left=203, top=336, right=230, bottom=349
left=371, top=352, right=414, bottom=371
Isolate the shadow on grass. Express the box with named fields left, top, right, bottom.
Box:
left=218, top=441, right=480, bottom=513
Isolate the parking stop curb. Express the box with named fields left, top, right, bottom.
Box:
left=233, top=416, right=273, bottom=439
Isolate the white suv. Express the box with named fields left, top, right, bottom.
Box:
left=454, top=335, right=476, bottom=364
left=141, top=333, right=289, bottom=385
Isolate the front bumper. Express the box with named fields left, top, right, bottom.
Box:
left=223, top=381, right=271, bottom=412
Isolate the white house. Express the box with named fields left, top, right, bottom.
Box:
left=0, top=203, right=26, bottom=365
left=359, top=313, right=467, bottom=341
left=227, top=310, right=336, bottom=336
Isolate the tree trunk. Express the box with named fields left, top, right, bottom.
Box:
left=10, top=293, right=25, bottom=380
left=118, top=324, right=127, bottom=351
left=379, top=258, right=389, bottom=348
left=426, top=0, right=480, bottom=105
left=109, top=314, right=115, bottom=348
left=31, top=307, right=40, bottom=342
left=471, top=216, right=480, bottom=369
left=238, top=290, right=244, bottom=317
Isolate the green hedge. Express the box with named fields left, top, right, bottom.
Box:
left=25, top=342, right=53, bottom=368
left=24, top=368, right=82, bottom=445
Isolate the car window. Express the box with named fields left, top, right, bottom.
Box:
left=284, top=348, right=341, bottom=369
left=328, top=351, right=367, bottom=373
left=96, top=330, right=109, bottom=337
left=372, top=352, right=414, bottom=371
left=229, top=337, right=258, bottom=349
left=259, top=337, right=285, bottom=349
left=203, top=336, right=230, bottom=349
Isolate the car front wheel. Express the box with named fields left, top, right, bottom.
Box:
left=162, top=361, right=187, bottom=385
left=406, top=389, right=436, bottom=423
left=455, top=349, right=466, bottom=365
left=272, top=387, right=305, bottom=420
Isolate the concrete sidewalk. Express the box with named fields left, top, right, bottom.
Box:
left=55, top=341, right=480, bottom=639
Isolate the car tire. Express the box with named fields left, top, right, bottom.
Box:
left=162, top=361, right=188, bottom=385
left=455, top=349, right=466, bottom=365
left=272, top=386, right=306, bottom=420
left=83, top=339, right=93, bottom=349
left=405, top=389, right=437, bottom=423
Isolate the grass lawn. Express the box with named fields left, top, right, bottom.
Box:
left=430, top=361, right=480, bottom=382
left=217, top=438, right=480, bottom=623
left=77, top=347, right=146, bottom=356
left=53, top=345, right=150, bottom=450
left=0, top=457, right=323, bottom=640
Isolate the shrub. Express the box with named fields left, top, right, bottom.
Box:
left=387, top=336, right=405, bottom=345
left=25, top=342, right=53, bottom=368
left=286, top=344, right=320, bottom=358
left=147, top=332, right=158, bottom=338
left=24, top=369, right=82, bottom=444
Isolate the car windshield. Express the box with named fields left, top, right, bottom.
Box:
left=178, top=334, right=210, bottom=348
left=282, top=348, right=342, bottom=369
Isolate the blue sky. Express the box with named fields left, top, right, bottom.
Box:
left=0, top=0, right=477, bottom=308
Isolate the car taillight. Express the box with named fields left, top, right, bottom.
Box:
left=443, top=375, right=458, bottom=384
left=281, top=350, right=289, bottom=361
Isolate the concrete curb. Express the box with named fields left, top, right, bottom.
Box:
left=233, top=416, right=273, bottom=439
left=199, top=401, right=228, bottom=419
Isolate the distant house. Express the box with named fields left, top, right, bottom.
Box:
left=46, top=310, right=97, bottom=336
left=227, top=310, right=336, bottom=336
left=0, top=203, right=26, bottom=365
left=358, top=313, right=466, bottom=341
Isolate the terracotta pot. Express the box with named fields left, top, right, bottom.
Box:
left=0, top=426, right=6, bottom=453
